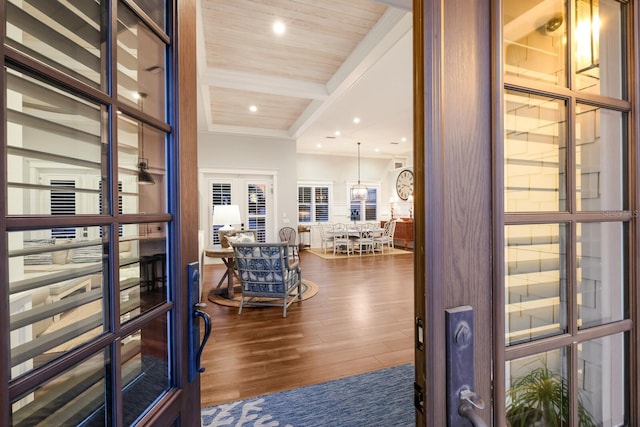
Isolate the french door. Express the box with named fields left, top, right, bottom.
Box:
left=414, top=0, right=635, bottom=425
left=1, top=1, right=200, bottom=426
left=203, top=173, right=275, bottom=246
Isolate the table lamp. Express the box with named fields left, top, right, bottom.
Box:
left=212, top=205, right=242, bottom=248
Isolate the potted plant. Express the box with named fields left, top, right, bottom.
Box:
left=506, top=362, right=597, bottom=427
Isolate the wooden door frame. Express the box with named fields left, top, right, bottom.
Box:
left=168, top=0, right=200, bottom=424
left=413, top=0, right=493, bottom=425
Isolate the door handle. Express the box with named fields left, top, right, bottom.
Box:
left=458, top=389, right=487, bottom=427
left=193, top=302, right=211, bottom=374
left=446, top=306, right=488, bottom=426
left=188, top=262, right=211, bottom=381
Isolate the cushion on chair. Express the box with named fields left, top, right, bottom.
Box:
left=226, top=231, right=256, bottom=245
left=70, top=242, right=103, bottom=263
left=23, top=239, right=55, bottom=265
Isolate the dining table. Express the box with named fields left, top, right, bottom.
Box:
left=327, top=224, right=385, bottom=255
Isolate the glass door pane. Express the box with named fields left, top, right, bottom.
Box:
left=504, top=91, right=567, bottom=212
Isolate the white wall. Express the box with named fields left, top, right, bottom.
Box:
left=296, top=152, right=403, bottom=222
left=197, top=132, right=298, bottom=233
left=197, top=132, right=414, bottom=247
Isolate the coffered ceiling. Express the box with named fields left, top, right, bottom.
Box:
left=196, top=0, right=413, bottom=158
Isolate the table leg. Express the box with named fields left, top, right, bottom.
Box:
left=221, top=257, right=235, bottom=298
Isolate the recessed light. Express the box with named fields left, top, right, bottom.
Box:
left=249, top=105, right=258, bottom=112
left=374, top=148, right=380, bottom=153
left=273, top=20, right=286, bottom=35
left=316, top=144, right=322, bottom=149
left=353, top=117, right=360, bottom=124
left=334, top=130, right=341, bottom=136
left=401, top=137, right=407, bottom=142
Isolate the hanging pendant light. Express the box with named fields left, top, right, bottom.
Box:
left=136, top=92, right=155, bottom=185
left=350, top=142, right=368, bottom=201
left=137, top=158, right=155, bottom=185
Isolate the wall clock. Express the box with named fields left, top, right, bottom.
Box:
left=395, top=169, right=414, bottom=200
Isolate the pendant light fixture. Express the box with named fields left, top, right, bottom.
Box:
left=137, top=158, right=155, bottom=185
left=136, top=92, right=155, bottom=185
left=350, top=141, right=368, bottom=201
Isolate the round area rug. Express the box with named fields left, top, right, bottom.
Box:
left=208, top=279, right=319, bottom=308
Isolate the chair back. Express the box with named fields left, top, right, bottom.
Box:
left=278, top=226, right=297, bottom=245
left=388, top=220, right=397, bottom=237
left=232, top=242, right=292, bottom=292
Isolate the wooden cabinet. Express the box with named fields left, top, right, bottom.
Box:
left=381, top=219, right=414, bottom=249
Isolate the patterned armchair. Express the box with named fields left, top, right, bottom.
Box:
left=232, top=242, right=302, bottom=317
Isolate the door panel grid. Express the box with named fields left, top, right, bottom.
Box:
left=501, top=0, right=631, bottom=425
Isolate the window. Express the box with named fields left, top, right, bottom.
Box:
left=502, top=1, right=629, bottom=424
left=298, top=185, right=330, bottom=222
left=350, top=187, right=378, bottom=221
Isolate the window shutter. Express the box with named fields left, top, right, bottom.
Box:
left=298, top=186, right=312, bottom=222
left=247, top=184, right=266, bottom=242
left=315, top=187, right=329, bottom=222
left=365, top=188, right=377, bottom=221
left=51, top=179, right=76, bottom=239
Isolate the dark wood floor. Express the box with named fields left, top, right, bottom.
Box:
left=199, top=249, right=415, bottom=408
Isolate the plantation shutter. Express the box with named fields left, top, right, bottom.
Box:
left=247, top=184, right=266, bottom=242
left=364, top=188, right=377, bottom=221
left=50, top=179, right=76, bottom=239
left=315, top=187, right=329, bottom=222
left=298, top=186, right=312, bottom=222
left=98, top=181, right=123, bottom=236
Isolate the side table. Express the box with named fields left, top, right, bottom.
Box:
left=201, top=246, right=239, bottom=298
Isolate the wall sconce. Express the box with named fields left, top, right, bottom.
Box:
left=576, top=0, right=600, bottom=74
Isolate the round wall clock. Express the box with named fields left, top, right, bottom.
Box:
left=395, top=169, right=414, bottom=200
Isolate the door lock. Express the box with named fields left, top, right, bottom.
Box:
left=446, top=306, right=487, bottom=426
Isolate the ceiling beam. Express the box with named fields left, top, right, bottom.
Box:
left=199, top=68, right=329, bottom=100
left=371, top=0, right=412, bottom=11
left=290, top=8, right=412, bottom=138
left=206, top=123, right=293, bottom=139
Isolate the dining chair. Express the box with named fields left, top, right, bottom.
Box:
left=278, top=226, right=298, bottom=260
left=333, top=223, right=353, bottom=255
left=319, top=223, right=334, bottom=254
left=374, top=220, right=396, bottom=253
left=354, top=224, right=376, bottom=255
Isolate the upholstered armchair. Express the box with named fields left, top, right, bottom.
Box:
left=232, top=242, right=302, bottom=317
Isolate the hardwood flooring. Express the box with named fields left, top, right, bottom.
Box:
left=199, top=249, right=415, bottom=408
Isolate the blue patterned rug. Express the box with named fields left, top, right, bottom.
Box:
left=201, top=364, right=415, bottom=427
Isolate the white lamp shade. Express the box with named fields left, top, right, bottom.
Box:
left=350, top=185, right=368, bottom=201
left=212, top=205, right=242, bottom=230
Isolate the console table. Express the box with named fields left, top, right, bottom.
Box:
left=381, top=219, right=414, bottom=249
